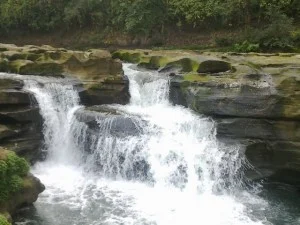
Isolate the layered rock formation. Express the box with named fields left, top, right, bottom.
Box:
left=0, top=78, right=42, bottom=162
left=0, top=44, right=129, bottom=106
left=0, top=44, right=129, bottom=161
left=113, top=50, right=300, bottom=186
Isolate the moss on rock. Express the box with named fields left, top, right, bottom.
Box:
left=19, top=62, right=63, bottom=76
left=112, top=51, right=142, bottom=63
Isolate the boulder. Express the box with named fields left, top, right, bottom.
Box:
left=197, top=60, right=232, bottom=73
left=75, top=105, right=146, bottom=137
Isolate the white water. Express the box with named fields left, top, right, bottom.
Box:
left=11, top=65, right=271, bottom=224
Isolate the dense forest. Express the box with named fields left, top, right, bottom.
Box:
left=0, top=0, right=300, bottom=51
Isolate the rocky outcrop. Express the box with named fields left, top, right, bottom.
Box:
left=0, top=44, right=130, bottom=106
left=0, top=77, right=43, bottom=162
left=114, top=50, right=300, bottom=186
left=0, top=148, right=45, bottom=223
left=75, top=105, right=146, bottom=137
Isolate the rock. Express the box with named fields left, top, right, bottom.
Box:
left=0, top=79, right=23, bottom=90
left=216, top=118, right=300, bottom=142
left=197, top=60, right=232, bottom=73
left=244, top=141, right=300, bottom=183
left=0, top=149, right=45, bottom=220
left=79, top=75, right=130, bottom=106
left=75, top=106, right=146, bottom=137
left=0, top=77, right=43, bottom=162
left=0, top=91, right=32, bottom=105
left=0, top=107, right=41, bottom=123
left=2, top=174, right=45, bottom=215
left=0, top=125, right=17, bottom=141
left=168, top=51, right=300, bottom=185
left=0, top=44, right=128, bottom=106
left=19, top=61, right=63, bottom=76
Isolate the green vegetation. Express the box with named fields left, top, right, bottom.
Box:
left=0, top=0, right=299, bottom=51
left=0, top=215, right=10, bottom=225
left=0, top=150, right=30, bottom=203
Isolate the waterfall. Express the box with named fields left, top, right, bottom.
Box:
left=7, top=65, right=270, bottom=225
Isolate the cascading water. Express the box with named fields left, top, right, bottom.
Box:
left=4, top=65, right=296, bottom=225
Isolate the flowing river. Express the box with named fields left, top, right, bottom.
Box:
left=5, top=64, right=299, bottom=225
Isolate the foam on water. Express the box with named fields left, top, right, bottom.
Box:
left=1, top=65, right=271, bottom=224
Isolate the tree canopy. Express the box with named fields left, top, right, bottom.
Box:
left=0, top=0, right=299, bottom=50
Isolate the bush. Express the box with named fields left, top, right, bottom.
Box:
left=0, top=215, right=10, bottom=225
left=253, top=9, right=294, bottom=50
left=215, top=37, right=235, bottom=47
left=233, top=41, right=260, bottom=52
left=291, top=29, right=300, bottom=46
left=0, top=151, right=30, bottom=203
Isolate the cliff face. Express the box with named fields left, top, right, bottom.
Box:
left=113, top=50, right=300, bottom=186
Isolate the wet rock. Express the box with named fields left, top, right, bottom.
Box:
left=0, top=76, right=43, bottom=162
left=79, top=75, right=130, bottom=106
left=75, top=106, right=145, bottom=137
left=0, top=91, right=32, bottom=105
left=0, top=124, right=18, bottom=140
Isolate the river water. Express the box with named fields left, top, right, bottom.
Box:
left=3, top=64, right=299, bottom=225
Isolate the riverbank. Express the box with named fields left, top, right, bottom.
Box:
left=1, top=28, right=299, bottom=53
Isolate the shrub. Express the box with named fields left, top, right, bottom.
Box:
left=233, top=41, right=260, bottom=52
left=291, top=29, right=300, bottom=46
left=215, top=37, right=235, bottom=47
left=253, top=9, right=294, bottom=50
left=0, top=151, right=30, bottom=203
left=0, top=215, right=10, bottom=225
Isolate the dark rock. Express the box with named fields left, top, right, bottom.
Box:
left=197, top=60, right=232, bottom=73
left=79, top=76, right=130, bottom=106
left=2, top=174, right=45, bottom=215
left=75, top=106, right=145, bottom=137
left=0, top=91, right=32, bottom=105
left=0, top=107, right=41, bottom=123
left=0, top=79, right=23, bottom=90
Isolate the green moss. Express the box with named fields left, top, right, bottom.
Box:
left=0, top=151, right=30, bottom=203
left=183, top=73, right=209, bottom=82
left=166, top=58, right=199, bottom=72
left=138, top=56, right=169, bottom=70
left=19, top=62, right=63, bottom=76
left=112, top=51, right=142, bottom=63
left=0, top=215, right=10, bottom=225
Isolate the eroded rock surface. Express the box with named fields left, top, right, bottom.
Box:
left=0, top=44, right=130, bottom=106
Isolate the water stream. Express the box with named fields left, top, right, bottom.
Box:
left=2, top=64, right=299, bottom=225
